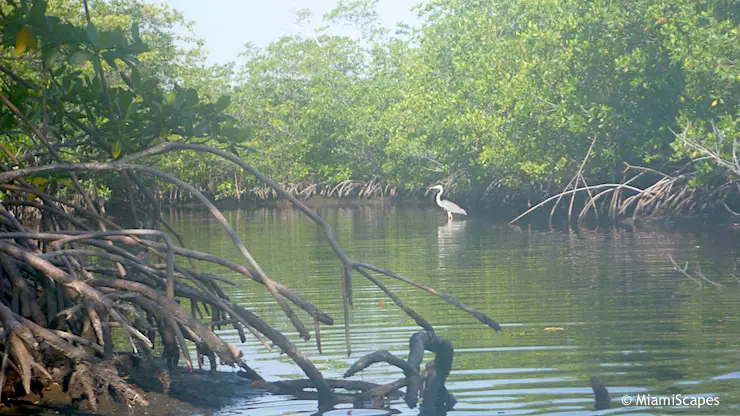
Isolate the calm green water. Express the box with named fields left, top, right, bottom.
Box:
left=167, top=206, right=740, bottom=416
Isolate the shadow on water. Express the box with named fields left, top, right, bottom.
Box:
left=166, top=206, right=740, bottom=416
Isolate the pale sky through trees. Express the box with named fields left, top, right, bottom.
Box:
left=154, top=0, right=421, bottom=65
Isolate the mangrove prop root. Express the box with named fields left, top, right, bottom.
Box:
left=0, top=141, right=504, bottom=413
left=589, top=376, right=611, bottom=410
left=407, top=332, right=455, bottom=413
left=511, top=150, right=728, bottom=227
left=1, top=144, right=501, bottom=335
left=340, top=331, right=455, bottom=412
left=246, top=377, right=404, bottom=407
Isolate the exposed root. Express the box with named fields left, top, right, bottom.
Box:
left=247, top=376, right=405, bottom=407
left=0, top=142, right=502, bottom=413
left=548, top=136, right=598, bottom=228
left=342, top=331, right=456, bottom=413
left=590, top=376, right=611, bottom=410
left=511, top=156, right=732, bottom=228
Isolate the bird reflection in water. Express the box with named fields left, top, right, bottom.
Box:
left=436, top=220, right=467, bottom=270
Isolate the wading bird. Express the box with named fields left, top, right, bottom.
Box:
left=426, top=185, right=467, bottom=223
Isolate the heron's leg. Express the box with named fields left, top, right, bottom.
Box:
left=447, top=211, right=453, bottom=223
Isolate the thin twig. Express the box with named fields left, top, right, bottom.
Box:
left=668, top=255, right=703, bottom=287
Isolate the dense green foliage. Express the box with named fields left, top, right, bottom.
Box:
left=213, top=0, right=740, bottom=203
left=2, top=0, right=739, bottom=207
left=0, top=0, right=248, bottom=203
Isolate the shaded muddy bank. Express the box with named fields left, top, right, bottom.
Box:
left=148, top=179, right=740, bottom=229
left=0, top=365, right=261, bottom=416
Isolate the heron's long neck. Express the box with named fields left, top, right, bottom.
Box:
left=435, top=188, right=444, bottom=205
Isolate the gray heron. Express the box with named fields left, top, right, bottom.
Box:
left=426, top=185, right=467, bottom=223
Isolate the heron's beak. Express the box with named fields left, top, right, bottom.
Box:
left=424, top=187, right=432, bottom=197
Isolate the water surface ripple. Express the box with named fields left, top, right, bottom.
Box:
left=167, top=206, right=740, bottom=415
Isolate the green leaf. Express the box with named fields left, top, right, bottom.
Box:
left=91, top=56, right=104, bottom=79
left=125, top=102, right=139, bottom=121
left=86, top=22, right=99, bottom=49
left=99, top=28, right=124, bottom=50
left=194, top=121, right=209, bottom=136
left=0, top=114, right=15, bottom=129
left=131, top=22, right=140, bottom=42
left=2, top=23, right=21, bottom=48
left=43, top=46, right=62, bottom=67
left=116, top=89, right=134, bottom=118
left=216, top=95, right=232, bottom=111
left=68, top=50, right=94, bottom=66
left=127, top=42, right=149, bottom=55
left=184, top=88, right=198, bottom=106
left=121, top=54, right=141, bottom=66
left=111, top=140, right=122, bottom=159
left=30, top=0, right=48, bottom=19
left=102, top=51, right=119, bottom=70
left=130, top=68, right=142, bottom=88
left=58, top=178, right=73, bottom=188
left=27, top=177, right=48, bottom=187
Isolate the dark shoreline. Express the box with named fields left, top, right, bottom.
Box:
left=146, top=194, right=738, bottom=232
left=155, top=193, right=534, bottom=221
left=0, top=367, right=263, bottom=416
